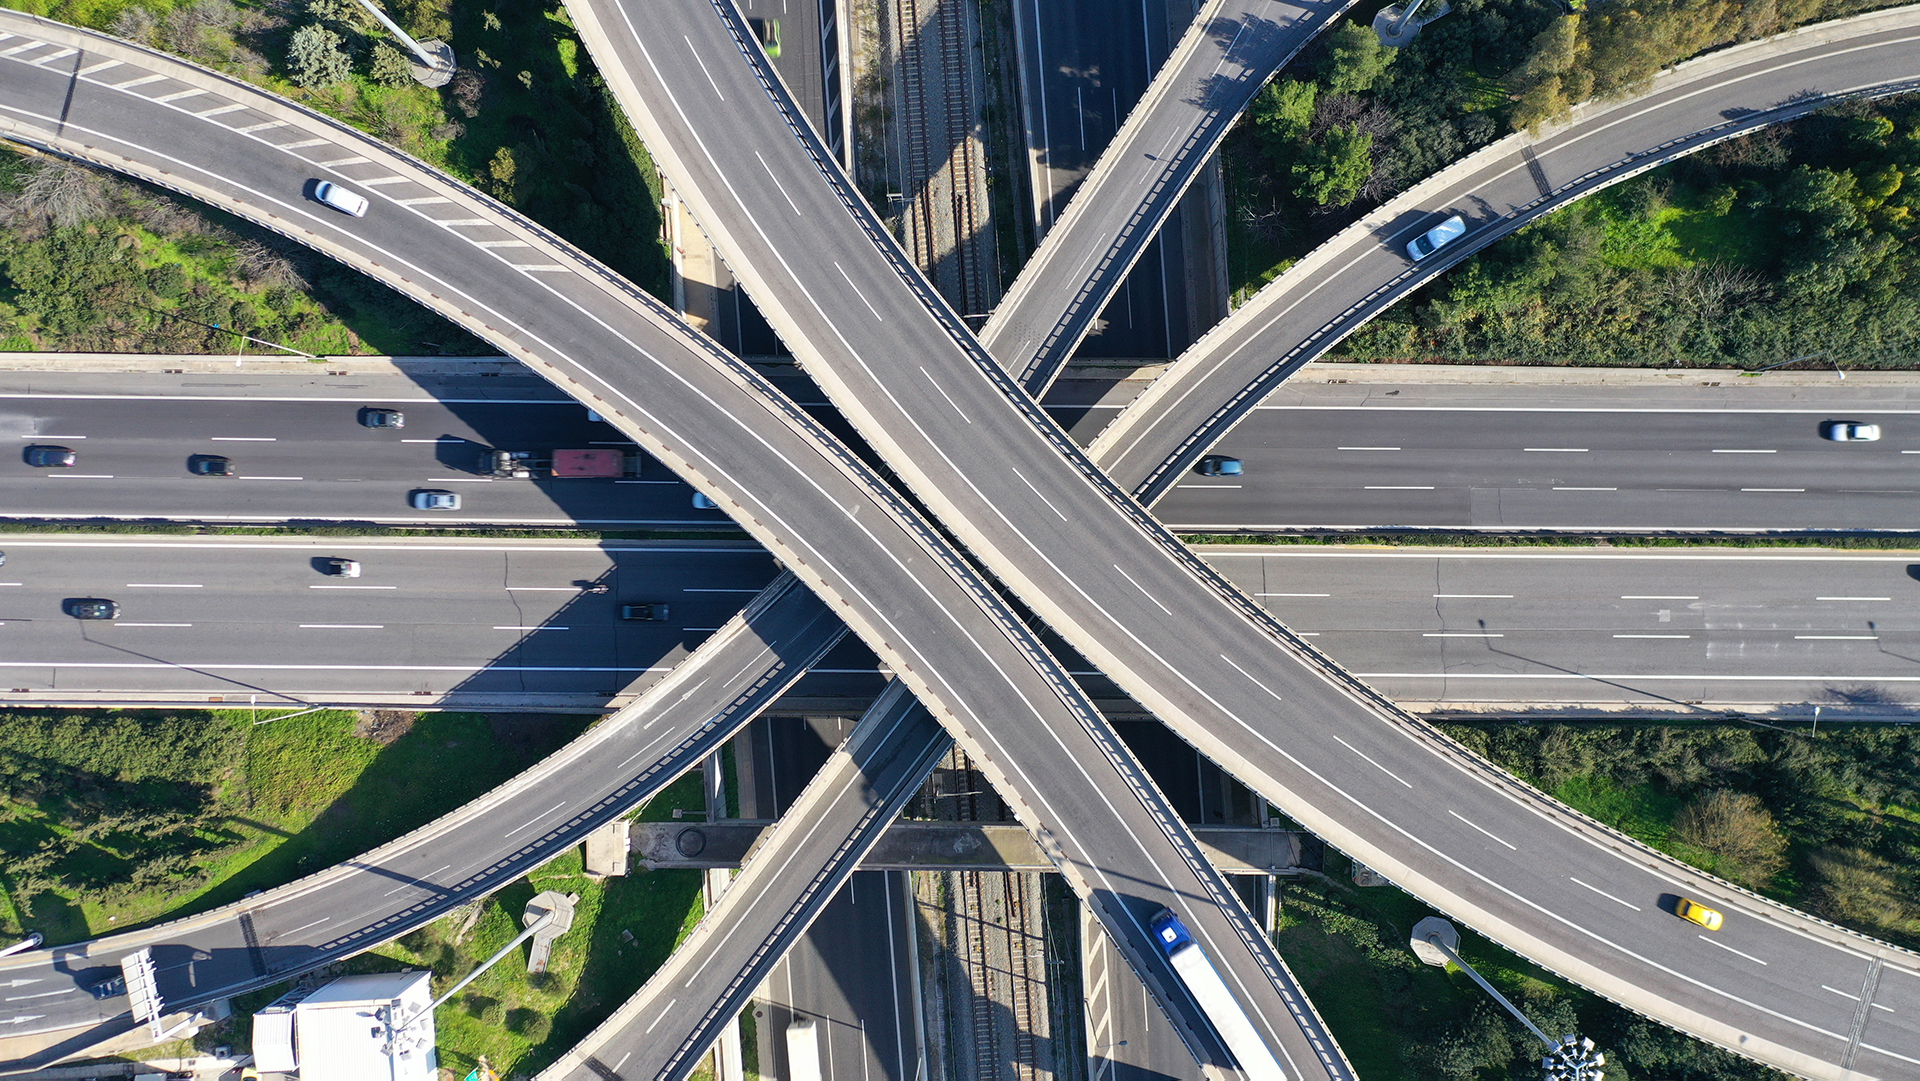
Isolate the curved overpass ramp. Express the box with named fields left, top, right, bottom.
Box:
left=1091, top=5, right=1920, bottom=502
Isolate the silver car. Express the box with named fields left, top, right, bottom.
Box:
left=410, top=489, right=461, bottom=510
left=1406, top=214, right=1467, bottom=261
left=315, top=180, right=370, bottom=217
left=1822, top=420, right=1881, bottom=442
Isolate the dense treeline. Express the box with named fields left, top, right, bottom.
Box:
left=1443, top=722, right=1920, bottom=948
left=1342, top=97, right=1920, bottom=367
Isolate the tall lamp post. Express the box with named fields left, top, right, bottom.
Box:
left=346, top=0, right=456, bottom=87
left=1411, top=917, right=1607, bottom=1080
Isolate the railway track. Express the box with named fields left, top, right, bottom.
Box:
left=890, top=0, right=997, bottom=316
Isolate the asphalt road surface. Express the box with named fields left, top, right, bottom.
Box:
left=1090, top=7, right=1920, bottom=499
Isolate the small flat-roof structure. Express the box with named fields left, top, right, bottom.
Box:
left=251, top=970, right=436, bottom=1081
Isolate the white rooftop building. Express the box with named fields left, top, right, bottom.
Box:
left=251, top=970, right=437, bottom=1081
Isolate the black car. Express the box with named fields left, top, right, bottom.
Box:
left=620, top=602, right=670, bottom=621
left=188, top=454, right=234, bottom=476
left=66, top=598, right=119, bottom=620
left=86, top=974, right=125, bottom=999
left=1196, top=455, right=1243, bottom=477
left=23, top=445, right=76, bottom=468
left=360, top=407, right=405, bottom=429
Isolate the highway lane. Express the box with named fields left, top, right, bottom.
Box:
left=0, top=565, right=852, bottom=1066
left=579, top=3, right=1920, bottom=1075
left=1090, top=6, right=1920, bottom=501
left=0, top=19, right=1306, bottom=1077
left=0, top=391, right=728, bottom=525
left=989, top=0, right=1345, bottom=387
left=1153, top=403, right=1920, bottom=530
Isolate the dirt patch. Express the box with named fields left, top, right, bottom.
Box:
left=355, top=709, right=418, bottom=745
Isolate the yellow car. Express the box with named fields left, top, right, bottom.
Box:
left=1677, top=897, right=1724, bottom=931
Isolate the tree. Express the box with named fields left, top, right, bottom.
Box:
left=1671, top=789, right=1786, bottom=887
left=286, top=23, right=351, bottom=89
left=1321, top=22, right=1394, bottom=96
left=1248, top=78, right=1316, bottom=154
left=1291, top=124, right=1374, bottom=206
left=369, top=41, right=415, bottom=87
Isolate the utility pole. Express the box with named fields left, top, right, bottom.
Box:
left=1373, top=0, right=1453, bottom=47
left=1411, top=917, right=1607, bottom=1080
left=346, top=0, right=456, bottom=87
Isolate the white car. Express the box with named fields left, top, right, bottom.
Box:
left=1822, top=420, right=1881, bottom=442
left=411, top=489, right=461, bottom=510
left=315, top=180, right=370, bottom=217
left=1406, top=214, right=1467, bottom=261
left=324, top=558, right=362, bottom=577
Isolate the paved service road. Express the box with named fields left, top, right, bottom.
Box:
left=0, top=391, right=725, bottom=525
left=1091, top=6, right=1920, bottom=501
left=989, top=0, right=1346, bottom=388
left=0, top=17, right=1300, bottom=1077
left=578, top=2, right=1920, bottom=1075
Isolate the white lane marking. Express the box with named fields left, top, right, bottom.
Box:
left=154, top=87, right=206, bottom=103
left=298, top=624, right=385, bottom=629
left=503, top=801, right=567, bottom=837
left=503, top=586, right=578, bottom=591
left=1433, top=594, right=1511, bottom=599
left=396, top=196, right=453, bottom=206
left=426, top=477, right=493, bottom=483
left=1328, top=732, right=1411, bottom=788
left=1614, top=634, right=1690, bottom=639
left=1364, top=485, right=1434, bottom=490
left=434, top=217, right=489, bottom=226
left=1697, top=935, right=1767, bottom=965
left=210, top=436, right=275, bottom=441
left=234, top=120, right=287, bottom=133
left=494, top=625, right=570, bottom=631
left=474, top=240, right=531, bottom=248
left=46, top=474, right=112, bottom=478
left=1569, top=877, right=1640, bottom=910
left=833, top=262, right=884, bottom=322
left=3, top=989, right=72, bottom=1001
left=125, top=583, right=202, bottom=588
left=1554, top=486, right=1618, bottom=491
left=310, top=585, right=397, bottom=589
left=920, top=366, right=971, bottom=424
left=76, top=59, right=122, bottom=76
left=511, top=264, right=569, bottom=271
left=20, top=434, right=84, bottom=437
left=683, top=33, right=725, bottom=97
left=755, top=150, right=803, bottom=215
left=108, top=73, right=166, bottom=89
left=194, top=103, right=246, bottom=118
left=1111, top=563, right=1171, bottom=617
left=1448, top=809, right=1516, bottom=850
left=1257, top=593, right=1328, bottom=597
left=1423, top=632, right=1502, bottom=637
left=1009, top=466, right=1070, bottom=523
left=1818, top=596, right=1891, bottom=601
left=111, top=623, right=192, bottom=628
left=1872, top=1003, right=1896, bottom=1014
left=1336, top=446, right=1399, bottom=451
left=1525, top=447, right=1588, bottom=452
left=0, top=583, right=19, bottom=587
left=1623, top=595, right=1698, bottom=600
left=238, top=476, right=304, bottom=481
left=1742, top=488, right=1805, bottom=492
left=276, top=137, right=326, bottom=148
left=359, top=176, right=409, bottom=186
left=1824, top=984, right=1862, bottom=1001
left=0, top=41, right=46, bottom=57
left=28, top=48, right=77, bottom=66
left=317, top=155, right=370, bottom=167
left=644, top=1002, right=675, bottom=1034
left=402, top=437, right=471, bottom=442
left=1712, top=448, right=1777, bottom=453
left=1795, top=635, right=1878, bottom=640
left=1178, top=483, right=1241, bottom=489
left=381, top=863, right=453, bottom=896
left=683, top=588, right=764, bottom=593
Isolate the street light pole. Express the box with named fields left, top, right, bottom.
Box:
left=1411, top=917, right=1607, bottom=1079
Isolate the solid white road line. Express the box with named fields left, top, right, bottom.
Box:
left=299, top=624, right=384, bottom=629
left=1623, top=595, right=1698, bottom=599
left=1336, top=446, right=1399, bottom=451
left=1447, top=809, right=1516, bottom=850
left=1554, top=486, right=1618, bottom=491
left=494, top=625, right=570, bottom=631
left=1697, top=936, right=1767, bottom=965
left=1795, top=635, right=1878, bottom=640
left=1433, top=594, right=1512, bottom=599
left=210, top=436, right=275, bottom=441
left=238, top=476, right=304, bottom=481
left=1817, top=596, right=1891, bottom=601
left=1614, top=634, right=1691, bottom=639
left=503, top=800, right=568, bottom=837
left=111, top=623, right=192, bottom=627
left=1423, top=632, right=1502, bottom=637
left=1525, top=447, right=1589, bottom=452
left=1365, top=485, right=1434, bottom=490
left=1742, top=488, right=1805, bottom=493
left=125, top=583, right=202, bottom=588
left=1328, top=733, right=1411, bottom=789
left=1257, top=592, right=1329, bottom=597
left=310, top=585, right=398, bottom=589
left=1712, top=449, right=1776, bottom=453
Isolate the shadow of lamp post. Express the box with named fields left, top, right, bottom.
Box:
left=1411, top=916, right=1608, bottom=1080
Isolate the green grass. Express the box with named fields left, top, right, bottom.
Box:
left=1550, top=773, right=1681, bottom=848
left=0, top=708, right=591, bottom=944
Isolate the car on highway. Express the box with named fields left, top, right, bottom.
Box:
left=410, top=489, right=462, bottom=510
left=0, top=551, right=6, bottom=566
left=314, top=180, right=370, bottom=217
left=360, top=407, right=405, bottom=429
left=85, top=974, right=126, bottom=999
left=23, top=444, right=76, bottom=467
left=1406, top=214, right=1467, bottom=261
left=65, top=598, right=119, bottom=620
left=750, top=16, right=781, bottom=58
left=323, top=558, right=362, bottom=577
left=1822, top=420, right=1881, bottom=442
left=1196, top=455, right=1243, bottom=477
left=1676, top=897, right=1723, bottom=931
left=188, top=454, right=234, bottom=476
left=621, top=602, right=670, bottom=621
left=692, top=492, right=719, bottom=509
